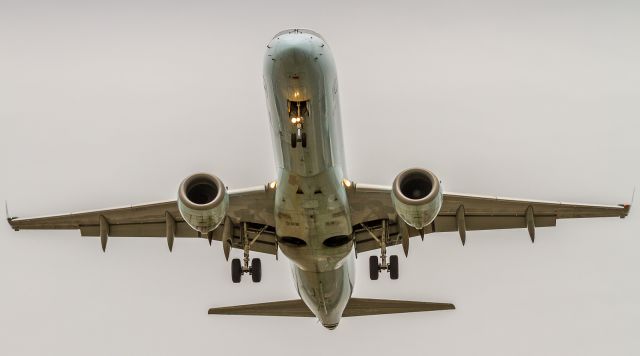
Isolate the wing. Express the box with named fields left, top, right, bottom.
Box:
left=7, top=185, right=278, bottom=255
left=348, top=184, right=631, bottom=254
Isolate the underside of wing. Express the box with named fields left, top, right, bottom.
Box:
left=8, top=185, right=278, bottom=254
left=348, top=183, right=631, bottom=253
left=436, top=192, right=630, bottom=232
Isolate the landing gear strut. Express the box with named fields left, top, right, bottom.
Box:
left=289, top=100, right=307, bottom=149
left=363, top=220, right=400, bottom=280
left=231, top=223, right=266, bottom=283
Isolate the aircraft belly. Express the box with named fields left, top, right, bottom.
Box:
left=292, top=253, right=355, bottom=328
left=274, top=167, right=352, bottom=272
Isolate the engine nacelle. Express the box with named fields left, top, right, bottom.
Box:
left=177, top=173, right=228, bottom=234
left=391, top=168, right=443, bottom=229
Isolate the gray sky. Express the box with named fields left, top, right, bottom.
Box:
left=1, top=0, right=639, bottom=355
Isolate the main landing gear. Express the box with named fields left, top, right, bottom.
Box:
left=231, top=257, right=261, bottom=283
left=363, top=220, right=399, bottom=280
left=369, top=255, right=398, bottom=280
left=231, top=223, right=266, bottom=283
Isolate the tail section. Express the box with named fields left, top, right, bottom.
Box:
left=208, top=298, right=454, bottom=317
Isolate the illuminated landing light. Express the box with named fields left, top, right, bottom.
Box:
left=290, top=117, right=302, bottom=124
left=342, top=179, right=352, bottom=188
left=269, top=181, right=277, bottom=189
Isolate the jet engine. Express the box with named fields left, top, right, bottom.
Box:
left=391, top=168, right=443, bottom=229
left=177, top=173, right=228, bottom=233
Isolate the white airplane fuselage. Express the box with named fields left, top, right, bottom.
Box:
left=263, top=29, right=354, bottom=329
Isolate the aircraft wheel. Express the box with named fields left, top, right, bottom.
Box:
left=389, top=255, right=399, bottom=280
left=231, top=258, right=242, bottom=283
left=369, top=255, right=379, bottom=280
left=291, top=133, right=297, bottom=148
left=301, top=132, right=307, bottom=148
left=251, top=258, right=262, bottom=283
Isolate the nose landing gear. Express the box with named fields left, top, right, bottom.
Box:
left=363, top=220, right=400, bottom=280
left=289, top=100, right=308, bottom=149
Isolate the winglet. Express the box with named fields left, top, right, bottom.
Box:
left=619, top=188, right=634, bottom=219
left=5, top=201, right=18, bottom=230
left=5, top=201, right=13, bottom=223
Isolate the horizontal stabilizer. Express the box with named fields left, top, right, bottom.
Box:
left=342, top=298, right=455, bottom=316
left=208, top=298, right=454, bottom=317
left=209, top=299, right=313, bottom=317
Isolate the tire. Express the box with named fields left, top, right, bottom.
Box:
left=301, top=132, right=307, bottom=148
left=369, top=255, right=379, bottom=280
left=231, top=258, right=242, bottom=283
left=291, top=133, right=297, bottom=148
left=389, top=255, right=399, bottom=280
left=251, top=258, right=262, bottom=283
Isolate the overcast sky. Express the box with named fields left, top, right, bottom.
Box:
left=1, top=0, right=639, bottom=355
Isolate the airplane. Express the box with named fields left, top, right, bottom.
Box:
left=7, top=29, right=631, bottom=330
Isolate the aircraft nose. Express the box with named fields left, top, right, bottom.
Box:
left=267, top=29, right=326, bottom=66
left=270, top=28, right=326, bottom=43
left=276, top=46, right=312, bottom=66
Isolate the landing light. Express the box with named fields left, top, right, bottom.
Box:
left=269, top=181, right=277, bottom=189
left=342, top=179, right=352, bottom=188
left=290, top=117, right=302, bottom=124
